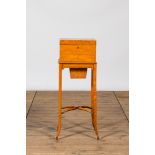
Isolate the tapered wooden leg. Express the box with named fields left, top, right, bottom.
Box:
left=91, top=68, right=95, bottom=129
left=91, top=64, right=99, bottom=140
left=56, top=64, right=62, bottom=140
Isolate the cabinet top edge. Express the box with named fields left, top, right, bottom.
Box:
left=60, top=39, right=96, bottom=45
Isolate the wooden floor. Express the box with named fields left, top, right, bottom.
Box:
left=27, top=91, right=129, bottom=155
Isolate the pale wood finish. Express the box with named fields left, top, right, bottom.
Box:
left=70, top=68, right=87, bottom=78
left=91, top=64, right=99, bottom=139
left=60, top=39, right=96, bottom=45
left=60, top=40, right=96, bottom=63
left=56, top=63, right=98, bottom=139
left=56, top=39, right=98, bottom=140
left=27, top=91, right=129, bottom=155
left=61, top=63, right=95, bottom=68
left=60, top=45, right=96, bottom=63
left=56, top=64, right=63, bottom=140
left=62, top=105, right=92, bottom=114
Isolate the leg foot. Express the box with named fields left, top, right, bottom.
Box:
left=56, top=122, right=61, bottom=140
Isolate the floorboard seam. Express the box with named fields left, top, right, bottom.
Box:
left=113, top=91, right=129, bottom=122
left=26, top=91, right=37, bottom=119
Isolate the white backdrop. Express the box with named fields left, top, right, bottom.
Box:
left=26, top=0, right=128, bottom=90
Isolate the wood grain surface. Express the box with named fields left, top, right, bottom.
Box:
left=26, top=91, right=129, bottom=155
left=60, top=40, right=96, bottom=63
left=114, top=91, right=129, bottom=120
left=26, top=91, right=36, bottom=116
left=60, top=40, right=96, bottom=45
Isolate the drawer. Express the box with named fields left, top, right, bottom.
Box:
left=70, top=68, right=87, bottom=79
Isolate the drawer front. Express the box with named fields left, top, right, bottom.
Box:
left=60, top=45, right=96, bottom=63
left=70, top=68, right=87, bottom=79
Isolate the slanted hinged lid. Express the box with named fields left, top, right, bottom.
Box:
left=59, top=39, right=96, bottom=63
